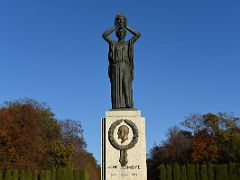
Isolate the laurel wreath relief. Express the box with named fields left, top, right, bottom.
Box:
left=108, top=119, right=139, bottom=150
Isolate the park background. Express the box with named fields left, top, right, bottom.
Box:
left=0, top=0, right=240, bottom=178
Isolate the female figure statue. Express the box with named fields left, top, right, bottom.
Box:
left=102, top=13, right=141, bottom=109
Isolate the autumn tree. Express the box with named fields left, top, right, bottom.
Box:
left=148, top=112, right=240, bottom=179
left=71, top=151, right=100, bottom=180
left=147, top=127, right=192, bottom=180
left=58, top=119, right=87, bottom=152
left=181, top=112, right=240, bottom=163
left=0, top=98, right=60, bottom=170
left=0, top=98, right=100, bottom=179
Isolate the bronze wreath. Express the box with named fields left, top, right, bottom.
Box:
left=108, top=119, right=139, bottom=150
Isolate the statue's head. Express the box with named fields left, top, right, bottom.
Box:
left=115, top=28, right=126, bottom=40
left=115, top=13, right=127, bottom=28
left=117, top=125, right=129, bottom=143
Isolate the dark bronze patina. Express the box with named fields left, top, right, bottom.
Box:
left=102, top=13, right=141, bottom=109
left=108, top=119, right=139, bottom=166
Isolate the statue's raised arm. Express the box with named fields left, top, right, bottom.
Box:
left=102, top=26, right=117, bottom=44
left=126, top=26, right=141, bottom=43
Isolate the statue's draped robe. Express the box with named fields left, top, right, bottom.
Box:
left=108, top=39, right=134, bottom=109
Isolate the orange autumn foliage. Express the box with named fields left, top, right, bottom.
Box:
left=0, top=99, right=59, bottom=170
left=0, top=98, right=100, bottom=179
left=191, top=129, right=218, bottom=163
left=183, top=113, right=240, bottom=163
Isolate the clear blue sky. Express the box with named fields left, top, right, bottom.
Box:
left=1, top=0, right=240, bottom=163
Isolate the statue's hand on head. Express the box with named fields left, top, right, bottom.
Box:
left=115, top=13, right=127, bottom=29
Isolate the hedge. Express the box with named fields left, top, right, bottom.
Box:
left=158, top=163, right=240, bottom=180
left=0, top=168, right=89, bottom=180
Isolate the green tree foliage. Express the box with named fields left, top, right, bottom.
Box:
left=215, top=165, right=223, bottom=180
left=49, top=142, right=74, bottom=168
left=12, top=170, right=18, bottom=180
left=186, top=164, right=196, bottom=180
left=195, top=164, right=200, bottom=180
left=56, top=168, right=65, bottom=180
left=51, top=168, right=56, bottom=180
left=166, top=165, right=172, bottom=180
left=45, top=169, right=52, bottom=180
left=57, top=119, right=100, bottom=179
left=73, top=169, right=88, bottom=180
left=0, top=169, right=92, bottom=180
left=222, top=164, right=229, bottom=180
left=229, top=163, right=239, bottom=180
left=79, top=169, right=89, bottom=180
left=25, top=169, right=32, bottom=180
left=19, top=170, right=26, bottom=180
left=70, top=151, right=100, bottom=180
left=180, top=165, right=187, bottom=180
left=66, top=169, right=73, bottom=180
left=32, top=170, right=38, bottom=180
left=4, top=170, right=12, bottom=180
left=207, top=163, right=214, bottom=180
left=73, top=169, right=81, bottom=180
left=159, top=164, right=167, bottom=180
left=173, top=163, right=180, bottom=180
left=200, top=164, right=207, bottom=180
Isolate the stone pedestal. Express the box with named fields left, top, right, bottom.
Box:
left=101, top=110, right=147, bottom=180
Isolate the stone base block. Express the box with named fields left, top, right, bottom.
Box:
left=101, top=110, right=147, bottom=180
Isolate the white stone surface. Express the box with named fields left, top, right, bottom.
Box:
left=101, top=110, right=147, bottom=180
left=106, top=110, right=141, bottom=117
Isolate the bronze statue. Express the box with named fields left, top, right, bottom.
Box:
left=102, top=13, right=141, bottom=109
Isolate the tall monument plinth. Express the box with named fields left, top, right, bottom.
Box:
left=101, top=110, right=147, bottom=180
